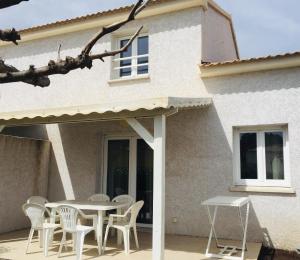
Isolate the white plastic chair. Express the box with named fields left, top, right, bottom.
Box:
left=110, top=195, right=135, bottom=230
left=27, top=196, right=48, bottom=205
left=88, top=194, right=110, bottom=202
left=57, top=205, right=101, bottom=260
left=112, top=195, right=135, bottom=208
left=27, top=196, right=60, bottom=223
left=22, top=203, right=60, bottom=254
left=103, top=201, right=144, bottom=254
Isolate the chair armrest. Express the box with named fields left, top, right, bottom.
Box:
left=109, top=213, right=126, bottom=219
left=107, top=213, right=127, bottom=226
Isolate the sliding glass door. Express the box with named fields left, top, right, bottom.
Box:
left=106, top=139, right=130, bottom=199
left=104, top=137, right=153, bottom=225
left=136, top=139, right=153, bottom=224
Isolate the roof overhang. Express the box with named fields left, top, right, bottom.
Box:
left=0, top=0, right=211, bottom=46
left=200, top=52, right=300, bottom=78
left=0, top=96, right=212, bottom=126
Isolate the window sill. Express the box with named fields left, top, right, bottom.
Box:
left=108, top=74, right=150, bottom=85
left=230, top=185, right=296, bottom=194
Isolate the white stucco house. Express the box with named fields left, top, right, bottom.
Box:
left=0, top=0, right=300, bottom=259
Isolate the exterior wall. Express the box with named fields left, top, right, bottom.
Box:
left=199, top=67, right=300, bottom=250
left=201, top=5, right=238, bottom=63
left=0, top=135, right=50, bottom=233
left=0, top=7, right=205, bottom=113
left=46, top=120, right=143, bottom=202
left=43, top=67, right=300, bottom=251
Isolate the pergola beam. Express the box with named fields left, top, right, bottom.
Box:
left=126, top=118, right=154, bottom=149
left=152, top=114, right=166, bottom=260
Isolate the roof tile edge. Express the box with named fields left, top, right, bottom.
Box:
left=199, top=51, right=300, bottom=78
left=0, top=0, right=212, bottom=46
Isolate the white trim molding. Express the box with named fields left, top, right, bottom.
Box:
left=230, top=186, right=296, bottom=194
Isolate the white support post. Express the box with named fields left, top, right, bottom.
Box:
left=126, top=118, right=154, bottom=149
left=152, top=114, right=166, bottom=260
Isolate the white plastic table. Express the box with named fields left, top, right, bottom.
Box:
left=45, top=200, right=130, bottom=254
left=202, top=196, right=250, bottom=260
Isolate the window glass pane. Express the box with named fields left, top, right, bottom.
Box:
left=240, top=133, right=258, bottom=179
left=265, top=132, right=284, bottom=180
left=137, top=36, right=149, bottom=75
left=120, top=39, right=132, bottom=77
left=136, top=139, right=153, bottom=224
left=107, top=140, right=129, bottom=199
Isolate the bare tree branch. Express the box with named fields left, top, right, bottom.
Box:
left=0, top=27, right=143, bottom=86
left=0, top=0, right=150, bottom=87
left=81, top=0, right=149, bottom=57
left=0, top=28, right=20, bottom=44
left=0, top=60, right=50, bottom=87
left=0, top=0, right=28, bottom=9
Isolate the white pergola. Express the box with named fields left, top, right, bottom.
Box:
left=0, top=96, right=211, bottom=260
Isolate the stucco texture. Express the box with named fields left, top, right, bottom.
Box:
left=41, top=66, right=300, bottom=251
left=0, top=7, right=206, bottom=113
left=0, top=134, right=50, bottom=233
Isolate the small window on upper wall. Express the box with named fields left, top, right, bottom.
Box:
left=233, top=126, right=290, bottom=187
left=112, top=35, right=149, bottom=79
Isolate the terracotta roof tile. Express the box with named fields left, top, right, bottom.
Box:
left=201, top=51, right=300, bottom=67
left=20, top=0, right=174, bottom=34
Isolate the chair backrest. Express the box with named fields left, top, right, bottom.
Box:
left=126, top=201, right=144, bottom=227
left=57, top=205, right=79, bottom=232
left=27, top=196, right=48, bottom=206
left=22, top=203, right=48, bottom=229
left=112, top=194, right=135, bottom=205
left=112, top=195, right=135, bottom=213
left=88, top=194, right=110, bottom=202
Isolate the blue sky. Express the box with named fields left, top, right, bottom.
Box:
left=0, top=0, right=299, bottom=58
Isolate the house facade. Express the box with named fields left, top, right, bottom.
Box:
left=0, top=0, right=300, bottom=257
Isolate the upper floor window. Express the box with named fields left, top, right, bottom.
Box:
left=233, top=126, right=290, bottom=187
left=112, top=35, right=149, bottom=79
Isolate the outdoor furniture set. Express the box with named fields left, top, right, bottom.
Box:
left=23, top=194, right=144, bottom=260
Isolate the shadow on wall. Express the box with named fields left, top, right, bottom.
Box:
left=0, top=134, right=51, bottom=233
left=46, top=120, right=138, bottom=202
left=3, top=120, right=139, bottom=203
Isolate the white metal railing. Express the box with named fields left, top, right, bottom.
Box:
left=113, top=54, right=149, bottom=76
left=113, top=54, right=148, bottom=62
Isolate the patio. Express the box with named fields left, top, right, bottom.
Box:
left=0, top=229, right=261, bottom=260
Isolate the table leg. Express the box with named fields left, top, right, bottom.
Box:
left=117, top=208, right=122, bottom=245
left=205, top=205, right=219, bottom=256
left=48, top=208, right=56, bottom=246
left=241, top=203, right=250, bottom=260
left=97, top=210, right=104, bottom=255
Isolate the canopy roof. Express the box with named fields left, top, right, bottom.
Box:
left=0, top=96, right=212, bottom=126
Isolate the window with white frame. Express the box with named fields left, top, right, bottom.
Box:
left=112, top=35, right=149, bottom=79
left=233, top=126, right=290, bottom=187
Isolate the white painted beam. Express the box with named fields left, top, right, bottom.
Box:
left=152, top=115, right=166, bottom=260
left=0, top=126, right=5, bottom=133
left=46, top=124, right=75, bottom=200
left=126, top=118, right=154, bottom=150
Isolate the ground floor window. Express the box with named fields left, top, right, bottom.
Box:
left=233, top=125, right=290, bottom=187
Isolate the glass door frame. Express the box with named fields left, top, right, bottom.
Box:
left=103, top=135, right=152, bottom=227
